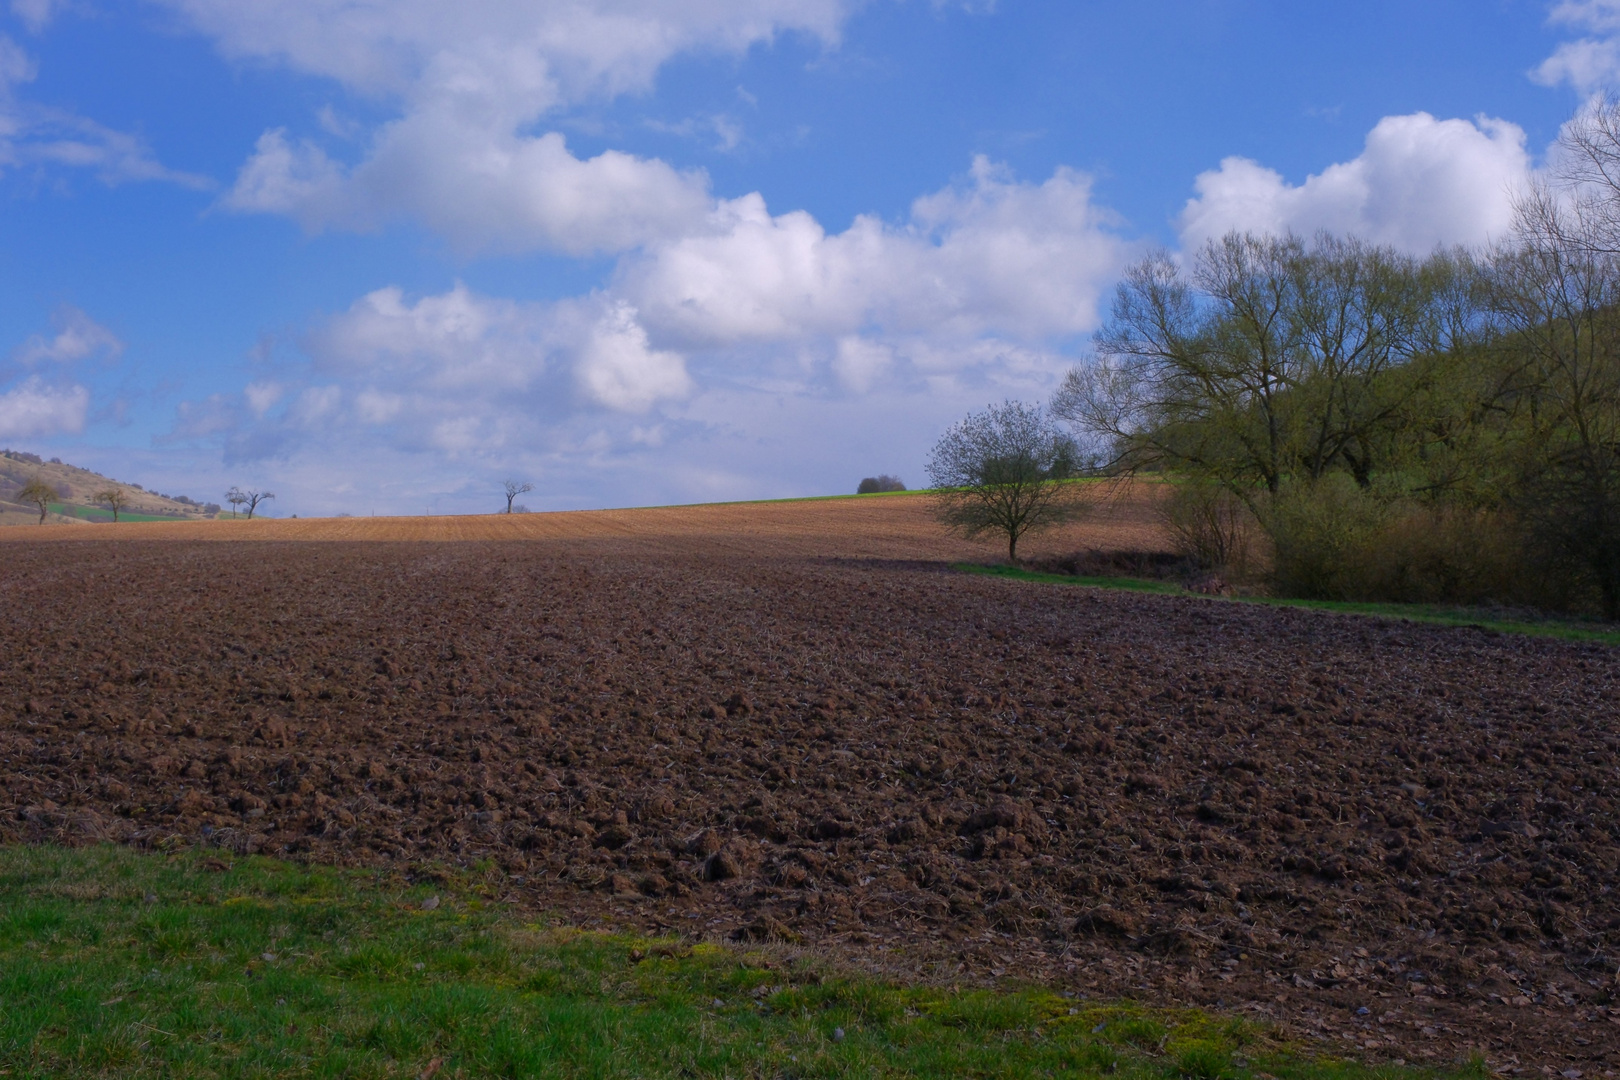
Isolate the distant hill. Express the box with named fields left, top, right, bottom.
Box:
left=0, top=449, right=222, bottom=527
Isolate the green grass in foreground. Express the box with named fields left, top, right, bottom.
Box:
left=958, top=563, right=1620, bottom=647
left=0, top=846, right=1472, bottom=1080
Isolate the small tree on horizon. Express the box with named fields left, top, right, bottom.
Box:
left=227, top=487, right=274, bottom=519
left=93, top=487, right=129, bottom=522
left=503, top=479, right=534, bottom=514
left=17, top=476, right=57, bottom=524
left=242, top=490, right=274, bottom=519
left=926, top=401, right=1086, bottom=563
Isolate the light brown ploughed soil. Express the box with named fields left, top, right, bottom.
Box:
left=2, top=487, right=1617, bottom=1074
left=0, top=485, right=1164, bottom=553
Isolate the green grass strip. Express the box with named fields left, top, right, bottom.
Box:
left=45, top=503, right=194, bottom=524
left=956, top=563, right=1620, bottom=647
left=0, top=845, right=1473, bottom=1079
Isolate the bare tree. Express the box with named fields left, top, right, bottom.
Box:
left=1546, top=94, right=1620, bottom=254
left=926, top=401, right=1085, bottom=562
left=227, top=488, right=274, bottom=518
left=503, top=479, right=533, bottom=513
left=17, top=476, right=56, bottom=524
left=93, top=487, right=128, bottom=522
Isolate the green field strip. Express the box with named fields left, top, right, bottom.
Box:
left=956, top=563, right=1620, bottom=646
left=46, top=503, right=201, bottom=524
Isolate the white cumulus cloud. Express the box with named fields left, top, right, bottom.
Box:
left=13, top=304, right=123, bottom=366
left=180, top=155, right=1125, bottom=504
left=157, top=0, right=853, bottom=104
left=1178, top=112, right=1532, bottom=252
left=186, top=281, right=696, bottom=465
left=224, top=120, right=711, bottom=255
left=573, top=300, right=691, bottom=410
left=165, top=0, right=853, bottom=253
left=0, top=376, right=88, bottom=439
left=623, top=156, right=1127, bottom=349
left=1536, top=1, right=1620, bottom=92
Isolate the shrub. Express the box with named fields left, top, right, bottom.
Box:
left=1261, top=483, right=1547, bottom=609
left=1355, top=504, right=1527, bottom=606
left=857, top=475, right=907, bottom=494
left=1159, top=481, right=1257, bottom=579
left=1261, top=476, right=1393, bottom=600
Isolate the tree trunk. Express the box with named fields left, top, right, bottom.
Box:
left=1008, top=532, right=1018, bottom=563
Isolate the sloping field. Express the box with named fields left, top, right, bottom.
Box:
left=2, top=485, right=1618, bottom=1073
left=0, top=484, right=1167, bottom=558
left=0, top=449, right=218, bottom=526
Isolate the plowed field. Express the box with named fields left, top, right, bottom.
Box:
left=0, top=485, right=1164, bottom=554
left=2, top=490, right=1617, bottom=1073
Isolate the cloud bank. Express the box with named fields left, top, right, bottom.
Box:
left=161, top=0, right=852, bottom=253
left=169, top=155, right=1129, bottom=508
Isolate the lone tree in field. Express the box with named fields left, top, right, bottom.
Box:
left=93, top=487, right=128, bottom=522
left=226, top=487, right=274, bottom=519
left=17, top=476, right=57, bottom=524
left=503, top=479, right=533, bottom=513
left=926, top=401, right=1084, bottom=562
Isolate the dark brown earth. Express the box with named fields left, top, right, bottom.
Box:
left=2, top=529, right=1618, bottom=1075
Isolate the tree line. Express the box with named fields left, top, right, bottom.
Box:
left=931, top=101, right=1620, bottom=620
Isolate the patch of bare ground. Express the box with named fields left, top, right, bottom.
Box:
left=1, top=490, right=1616, bottom=1074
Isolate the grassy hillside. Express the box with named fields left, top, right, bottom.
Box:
left=0, top=449, right=220, bottom=527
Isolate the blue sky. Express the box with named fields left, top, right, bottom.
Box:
left=0, top=0, right=1607, bottom=515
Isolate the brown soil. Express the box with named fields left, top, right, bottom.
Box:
left=0, top=483, right=1165, bottom=553
left=1, top=491, right=1617, bottom=1075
